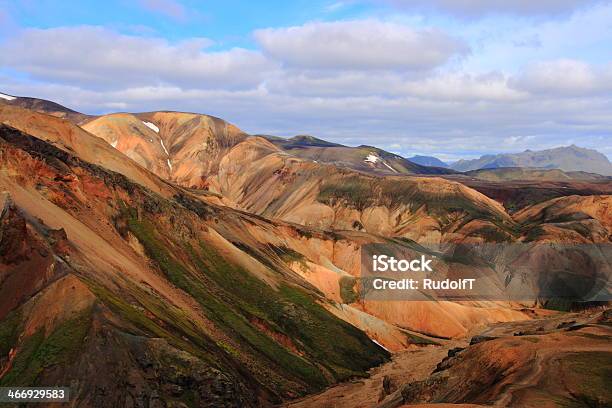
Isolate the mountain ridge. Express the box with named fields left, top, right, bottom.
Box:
left=451, top=145, right=612, bottom=176
left=408, top=155, right=449, bottom=168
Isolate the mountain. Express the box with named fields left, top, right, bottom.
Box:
left=263, top=136, right=456, bottom=176
left=0, top=120, right=391, bottom=406
left=408, top=155, right=449, bottom=168
left=267, top=134, right=344, bottom=148
left=81, top=111, right=248, bottom=189
left=81, top=113, right=506, bottom=243
left=0, top=92, right=90, bottom=124
left=1, top=96, right=611, bottom=407
left=294, top=309, right=612, bottom=408
left=463, top=167, right=610, bottom=182
left=451, top=145, right=612, bottom=176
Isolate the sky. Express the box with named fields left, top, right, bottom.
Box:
left=1, top=0, right=611, bottom=162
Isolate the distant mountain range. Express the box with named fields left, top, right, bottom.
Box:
left=450, top=145, right=612, bottom=176
left=407, top=155, right=449, bottom=168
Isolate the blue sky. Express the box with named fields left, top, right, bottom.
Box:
left=1, top=0, right=611, bottom=161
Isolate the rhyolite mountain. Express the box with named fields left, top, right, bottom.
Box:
left=408, top=155, right=449, bottom=168
left=262, top=135, right=456, bottom=176
left=1, top=93, right=611, bottom=407
left=0, top=117, right=391, bottom=407
left=451, top=145, right=612, bottom=176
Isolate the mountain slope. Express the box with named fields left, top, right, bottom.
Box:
left=82, top=111, right=248, bottom=190
left=0, top=105, right=174, bottom=197
left=2, top=99, right=610, bottom=407
left=0, top=123, right=392, bottom=405
left=443, top=170, right=612, bottom=213
left=451, top=145, right=612, bottom=176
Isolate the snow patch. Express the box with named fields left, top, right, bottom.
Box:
left=371, top=338, right=389, bottom=352
left=110, top=140, right=118, bottom=148
left=142, top=121, right=159, bottom=133
left=160, top=139, right=170, bottom=156
left=159, top=139, right=172, bottom=171
left=382, top=161, right=398, bottom=173
left=365, top=153, right=379, bottom=163
left=0, top=92, right=16, bottom=101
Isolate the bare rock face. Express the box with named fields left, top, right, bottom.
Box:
left=0, top=194, right=28, bottom=264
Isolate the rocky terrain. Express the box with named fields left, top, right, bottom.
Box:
left=0, top=95, right=610, bottom=407
left=291, top=309, right=611, bottom=408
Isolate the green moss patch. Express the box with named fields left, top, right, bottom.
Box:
left=0, top=310, right=21, bottom=358
left=0, top=309, right=92, bottom=386
left=560, top=351, right=612, bottom=407
left=339, top=276, right=358, bottom=304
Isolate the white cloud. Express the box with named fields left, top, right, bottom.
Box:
left=3, top=77, right=611, bottom=160
left=265, top=70, right=525, bottom=102
left=0, top=26, right=276, bottom=90
left=254, top=20, right=469, bottom=70
left=511, top=59, right=612, bottom=96
left=1, top=14, right=610, bottom=161
left=400, top=72, right=527, bottom=101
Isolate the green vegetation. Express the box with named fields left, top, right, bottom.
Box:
left=125, top=213, right=388, bottom=391
left=560, top=352, right=612, bottom=407
left=339, top=276, right=358, bottom=304
left=87, top=281, right=219, bottom=366
left=127, top=216, right=327, bottom=389
left=541, top=298, right=575, bottom=312
left=559, top=222, right=592, bottom=239
left=524, top=225, right=546, bottom=242
left=270, top=245, right=308, bottom=270
left=318, top=175, right=374, bottom=211
left=317, top=175, right=498, bottom=224
left=0, top=310, right=21, bottom=358
left=0, top=309, right=92, bottom=387
left=471, top=226, right=512, bottom=242
left=402, top=331, right=440, bottom=346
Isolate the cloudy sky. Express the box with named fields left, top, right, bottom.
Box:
left=1, top=0, right=611, bottom=161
